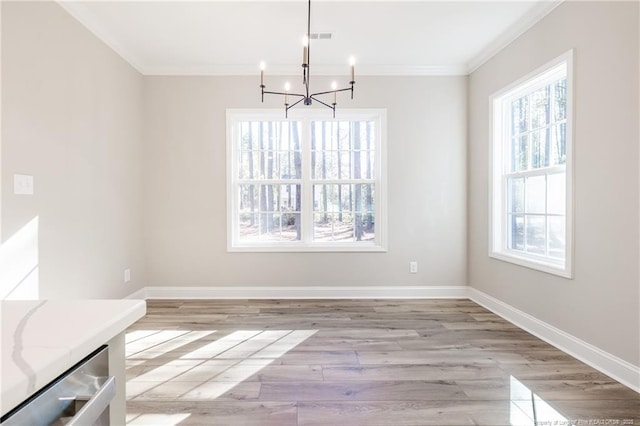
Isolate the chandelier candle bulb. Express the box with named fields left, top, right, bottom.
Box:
left=332, top=81, right=337, bottom=104
left=284, top=82, right=291, bottom=104
left=302, top=36, right=309, bottom=66
left=349, top=57, right=356, bottom=82
left=259, top=61, right=265, bottom=86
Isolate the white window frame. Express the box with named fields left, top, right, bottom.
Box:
left=227, top=108, right=387, bottom=252
left=489, top=50, right=574, bottom=278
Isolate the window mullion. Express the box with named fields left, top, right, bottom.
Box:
left=301, top=118, right=314, bottom=243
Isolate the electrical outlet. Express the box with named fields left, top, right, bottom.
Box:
left=124, top=268, right=131, bottom=283
left=409, top=261, right=418, bottom=274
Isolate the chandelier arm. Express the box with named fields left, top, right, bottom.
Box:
left=262, top=90, right=306, bottom=98
left=286, top=97, right=306, bottom=109
left=285, top=97, right=307, bottom=118
left=310, top=96, right=337, bottom=118
left=309, top=96, right=335, bottom=110
left=310, top=87, right=353, bottom=97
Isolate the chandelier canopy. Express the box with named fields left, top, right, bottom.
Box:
left=259, top=0, right=355, bottom=118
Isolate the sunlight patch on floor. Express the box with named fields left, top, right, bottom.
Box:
left=126, top=330, right=216, bottom=359
left=510, top=375, right=568, bottom=425
left=126, top=413, right=191, bottom=425
left=126, top=328, right=318, bottom=407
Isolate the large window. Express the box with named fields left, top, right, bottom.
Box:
left=490, top=51, right=573, bottom=277
left=227, top=109, right=386, bottom=251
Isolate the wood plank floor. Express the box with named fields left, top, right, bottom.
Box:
left=125, top=299, right=639, bottom=425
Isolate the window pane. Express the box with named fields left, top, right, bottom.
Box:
left=356, top=150, right=375, bottom=179
left=355, top=213, right=375, bottom=242
left=313, top=184, right=375, bottom=215
left=511, top=97, right=529, bottom=134
left=314, top=213, right=354, bottom=242
left=238, top=121, right=301, bottom=180
left=313, top=184, right=375, bottom=242
left=312, top=120, right=376, bottom=180
left=354, top=184, right=375, bottom=241
left=312, top=150, right=341, bottom=180
left=548, top=216, right=565, bottom=259
left=339, top=151, right=351, bottom=179
left=508, top=177, right=524, bottom=213
left=508, top=214, right=524, bottom=251
left=313, top=184, right=337, bottom=218
left=531, top=86, right=550, bottom=130
left=312, top=121, right=331, bottom=179
left=238, top=184, right=301, bottom=242
left=550, top=123, right=566, bottom=166
left=278, top=150, right=301, bottom=179
left=239, top=213, right=260, bottom=241
left=312, top=183, right=341, bottom=241
left=512, top=135, right=529, bottom=172
left=525, top=215, right=545, bottom=255
left=547, top=172, right=566, bottom=215
left=525, top=175, right=546, bottom=214
left=554, top=78, right=567, bottom=121
left=239, top=213, right=301, bottom=242
left=336, top=121, right=351, bottom=150
left=238, top=150, right=253, bottom=180
left=531, top=129, right=549, bottom=169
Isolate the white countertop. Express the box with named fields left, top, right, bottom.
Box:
left=1, top=299, right=146, bottom=417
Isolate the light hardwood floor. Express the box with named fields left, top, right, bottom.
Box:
left=125, top=299, right=639, bottom=425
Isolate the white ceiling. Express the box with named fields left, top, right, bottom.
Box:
left=58, top=0, right=562, bottom=76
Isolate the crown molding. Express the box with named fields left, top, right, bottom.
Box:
left=57, top=1, right=146, bottom=74
left=140, top=63, right=468, bottom=77
left=465, top=0, right=564, bottom=74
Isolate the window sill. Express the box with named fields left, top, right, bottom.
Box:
left=228, top=243, right=387, bottom=253
left=489, top=250, right=572, bottom=279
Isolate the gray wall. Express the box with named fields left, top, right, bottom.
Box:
left=143, top=75, right=468, bottom=288
left=468, top=1, right=639, bottom=366
left=1, top=1, right=146, bottom=299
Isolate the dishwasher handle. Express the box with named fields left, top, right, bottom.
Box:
left=65, top=376, right=116, bottom=426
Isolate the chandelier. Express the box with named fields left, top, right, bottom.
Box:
left=259, top=0, right=355, bottom=118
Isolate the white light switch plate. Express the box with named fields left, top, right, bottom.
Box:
left=14, top=174, right=34, bottom=195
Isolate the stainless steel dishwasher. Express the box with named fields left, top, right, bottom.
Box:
left=0, top=345, right=115, bottom=426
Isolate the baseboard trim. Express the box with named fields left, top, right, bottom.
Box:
left=124, top=287, right=148, bottom=300
left=124, top=284, right=639, bottom=393
left=128, top=285, right=469, bottom=300
left=468, top=288, right=640, bottom=393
